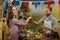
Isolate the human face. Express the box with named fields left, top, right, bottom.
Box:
left=45, top=8, right=51, bottom=16
left=12, top=7, right=17, bottom=15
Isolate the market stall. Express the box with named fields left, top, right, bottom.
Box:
left=1, top=0, right=60, bottom=40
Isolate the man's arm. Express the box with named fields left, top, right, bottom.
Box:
left=52, top=18, right=59, bottom=32
left=33, top=17, right=44, bottom=25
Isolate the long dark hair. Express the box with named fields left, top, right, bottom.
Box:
left=6, top=6, right=14, bottom=27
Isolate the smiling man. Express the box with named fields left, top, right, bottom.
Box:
left=32, top=7, right=59, bottom=37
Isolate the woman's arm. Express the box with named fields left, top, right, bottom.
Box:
left=13, top=17, right=32, bottom=26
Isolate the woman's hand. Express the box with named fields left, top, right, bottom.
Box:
left=29, top=18, right=34, bottom=23
left=26, top=17, right=32, bottom=23
left=26, top=17, right=39, bottom=25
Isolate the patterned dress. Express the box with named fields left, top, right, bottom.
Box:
left=9, top=18, right=28, bottom=40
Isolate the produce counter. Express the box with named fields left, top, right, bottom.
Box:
left=19, top=26, right=51, bottom=40
left=19, top=24, right=60, bottom=40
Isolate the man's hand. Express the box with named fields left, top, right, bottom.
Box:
left=42, top=25, right=55, bottom=31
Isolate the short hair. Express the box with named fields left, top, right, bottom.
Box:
left=47, top=7, right=52, bottom=11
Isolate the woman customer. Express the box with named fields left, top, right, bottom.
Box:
left=6, top=6, right=32, bottom=40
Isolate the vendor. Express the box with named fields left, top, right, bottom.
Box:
left=32, top=7, right=59, bottom=36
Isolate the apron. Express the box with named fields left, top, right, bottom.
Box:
left=44, top=18, right=52, bottom=34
